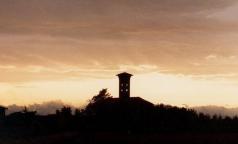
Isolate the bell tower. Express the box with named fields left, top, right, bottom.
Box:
left=117, top=72, right=133, bottom=100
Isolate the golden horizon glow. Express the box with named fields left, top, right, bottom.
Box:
left=1, top=72, right=238, bottom=108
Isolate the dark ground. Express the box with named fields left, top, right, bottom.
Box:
left=1, top=131, right=238, bottom=144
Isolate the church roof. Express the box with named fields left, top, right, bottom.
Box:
left=89, top=96, right=154, bottom=112
left=0, top=106, right=7, bottom=110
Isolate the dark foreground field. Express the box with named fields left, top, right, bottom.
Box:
left=1, top=132, right=238, bottom=144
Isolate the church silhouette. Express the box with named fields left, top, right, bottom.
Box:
left=85, top=72, right=154, bottom=127
left=116, top=72, right=154, bottom=106
left=89, top=72, right=154, bottom=109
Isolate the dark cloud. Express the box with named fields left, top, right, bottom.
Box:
left=0, top=0, right=237, bottom=36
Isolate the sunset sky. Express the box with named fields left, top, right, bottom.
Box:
left=1, top=0, right=238, bottom=107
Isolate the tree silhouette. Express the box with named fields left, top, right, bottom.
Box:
left=84, top=88, right=112, bottom=117
left=57, top=106, right=72, bottom=117
left=75, top=108, right=82, bottom=116
left=89, top=88, right=112, bottom=104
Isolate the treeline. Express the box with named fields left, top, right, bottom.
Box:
left=2, top=89, right=238, bottom=135
left=4, top=104, right=238, bottom=134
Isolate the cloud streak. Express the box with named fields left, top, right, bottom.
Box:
left=0, top=1, right=237, bottom=79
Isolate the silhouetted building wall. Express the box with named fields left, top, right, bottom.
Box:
left=117, top=72, right=133, bottom=100
left=0, top=106, right=7, bottom=119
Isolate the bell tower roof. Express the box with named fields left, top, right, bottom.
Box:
left=117, top=72, right=133, bottom=77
